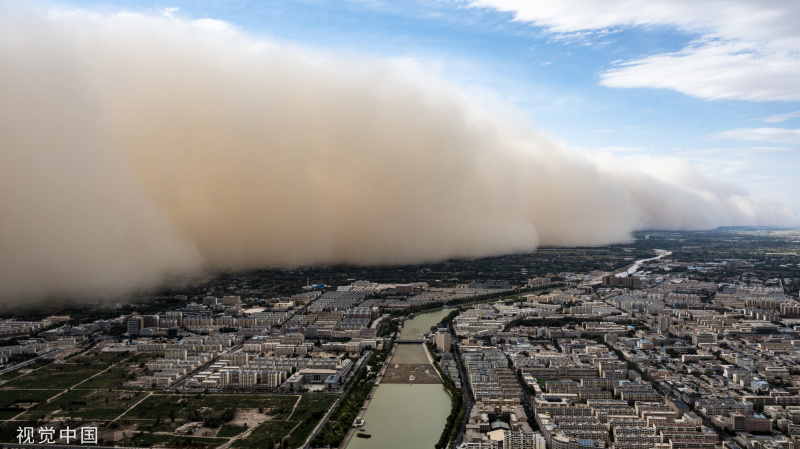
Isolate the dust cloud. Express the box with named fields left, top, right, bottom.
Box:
left=0, top=5, right=794, bottom=304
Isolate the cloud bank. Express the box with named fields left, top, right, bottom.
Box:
left=468, top=0, right=800, bottom=101
left=0, top=5, right=795, bottom=304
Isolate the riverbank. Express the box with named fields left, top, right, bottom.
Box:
left=342, top=311, right=452, bottom=449
left=397, top=308, right=453, bottom=341
left=343, top=383, right=450, bottom=449
left=336, top=343, right=396, bottom=449
left=311, top=343, right=394, bottom=448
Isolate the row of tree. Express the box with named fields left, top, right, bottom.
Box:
left=432, top=357, right=465, bottom=449
left=311, top=342, right=394, bottom=447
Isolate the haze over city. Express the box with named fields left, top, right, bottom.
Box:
left=2, top=0, right=799, bottom=304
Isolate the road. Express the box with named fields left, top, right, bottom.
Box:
left=0, top=348, right=61, bottom=377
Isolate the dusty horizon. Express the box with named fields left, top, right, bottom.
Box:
left=0, top=5, right=796, bottom=305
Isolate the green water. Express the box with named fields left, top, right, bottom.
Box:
left=397, top=308, right=453, bottom=341
left=345, top=384, right=451, bottom=449
left=346, top=310, right=454, bottom=449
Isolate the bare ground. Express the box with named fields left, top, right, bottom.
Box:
left=227, top=408, right=273, bottom=427
left=382, top=364, right=440, bottom=384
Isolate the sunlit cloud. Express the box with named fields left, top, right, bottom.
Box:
left=468, top=0, right=800, bottom=102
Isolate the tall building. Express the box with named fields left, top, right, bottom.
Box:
left=165, top=349, right=188, bottom=360
left=504, top=431, right=546, bottom=449
left=165, top=311, right=183, bottom=327
left=692, top=332, right=717, bottom=345
left=436, top=332, right=452, bottom=351
left=602, top=275, right=641, bottom=288
left=657, top=314, right=673, bottom=330
left=222, top=296, right=242, bottom=306
left=127, top=316, right=143, bottom=336
left=142, top=315, right=160, bottom=328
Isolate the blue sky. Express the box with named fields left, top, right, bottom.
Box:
left=52, top=0, right=800, bottom=213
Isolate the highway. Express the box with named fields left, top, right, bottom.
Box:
left=0, top=348, right=61, bottom=377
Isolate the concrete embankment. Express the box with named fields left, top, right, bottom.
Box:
left=341, top=312, right=452, bottom=449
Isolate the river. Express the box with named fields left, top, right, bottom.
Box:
left=346, top=309, right=454, bottom=449
left=617, top=249, right=673, bottom=277
left=345, top=382, right=451, bottom=449
left=397, top=308, right=453, bottom=341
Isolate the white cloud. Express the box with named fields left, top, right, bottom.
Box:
left=192, top=18, right=237, bottom=35
left=709, top=128, right=800, bottom=143
left=600, top=40, right=800, bottom=101
left=468, top=0, right=800, bottom=102
left=759, top=110, right=800, bottom=123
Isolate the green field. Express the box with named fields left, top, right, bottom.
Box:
left=0, top=359, right=53, bottom=381
left=284, top=395, right=334, bottom=447
left=233, top=420, right=296, bottom=449
left=19, top=389, right=146, bottom=421
left=0, top=352, right=133, bottom=391
left=217, top=424, right=248, bottom=438
left=76, top=366, right=135, bottom=390
left=2, top=365, right=103, bottom=390
left=126, top=393, right=300, bottom=422
left=115, top=432, right=227, bottom=449
left=0, top=389, right=59, bottom=408
left=0, top=348, right=338, bottom=448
